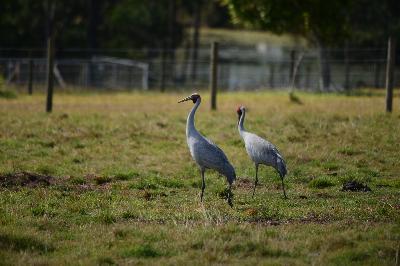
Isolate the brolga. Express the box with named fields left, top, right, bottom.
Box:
left=178, top=93, right=236, bottom=206
left=237, top=106, right=288, bottom=199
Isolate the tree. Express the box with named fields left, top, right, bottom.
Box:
left=348, top=0, right=400, bottom=44
left=0, top=0, right=88, bottom=56
left=0, top=0, right=186, bottom=55
left=103, top=0, right=183, bottom=50
left=223, top=0, right=351, bottom=90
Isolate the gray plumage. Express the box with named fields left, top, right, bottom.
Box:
left=179, top=93, right=236, bottom=206
left=237, top=106, right=287, bottom=198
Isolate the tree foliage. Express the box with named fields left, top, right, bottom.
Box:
left=223, top=0, right=400, bottom=46
left=0, top=0, right=89, bottom=48
left=104, top=0, right=183, bottom=49
left=347, top=0, right=400, bottom=45
left=223, top=0, right=351, bottom=46
left=0, top=0, right=190, bottom=51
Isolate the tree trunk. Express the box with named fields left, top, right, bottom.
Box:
left=344, top=41, right=350, bottom=91
left=191, top=0, right=201, bottom=82
left=160, top=41, right=167, bottom=92
left=290, top=50, right=296, bottom=86
left=374, top=61, right=381, bottom=88
left=28, top=54, right=34, bottom=95
left=385, top=36, right=396, bottom=112
left=87, top=0, right=99, bottom=87
left=318, top=45, right=331, bottom=91
left=167, top=0, right=176, bottom=87
left=305, top=64, right=311, bottom=90
left=182, top=40, right=191, bottom=84
left=87, top=0, right=98, bottom=51
left=269, top=63, right=275, bottom=88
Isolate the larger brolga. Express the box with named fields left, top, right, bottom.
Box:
left=178, top=93, right=236, bottom=206
left=237, top=106, right=288, bottom=198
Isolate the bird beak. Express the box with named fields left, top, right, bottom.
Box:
left=178, top=96, right=192, bottom=103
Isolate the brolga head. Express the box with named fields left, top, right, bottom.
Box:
left=178, top=93, right=201, bottom=104
left=236, top=105, right=245, bottom=122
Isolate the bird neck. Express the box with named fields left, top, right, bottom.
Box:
left=187, top=98, right=201, bottom=136
left=238, top=110, right=246, bottom=136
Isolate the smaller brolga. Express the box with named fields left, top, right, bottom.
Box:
left=178, top=93, right=236, bottom=206
left=237, top=106, right=288, bottom=199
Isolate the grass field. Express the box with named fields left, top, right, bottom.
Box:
left=0, top=90, right=399, bottom=265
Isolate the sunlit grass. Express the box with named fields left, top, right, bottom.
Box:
left=0, top=90, right=399, bottom=264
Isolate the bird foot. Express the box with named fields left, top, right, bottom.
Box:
left=227, top=197, right=233, bottom=208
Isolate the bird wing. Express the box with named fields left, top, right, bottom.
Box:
left=254, top=135, right=287, bottom=177
left=244, top=132, right=284, bottom=166
left=196, top=136, right=231, bottom=170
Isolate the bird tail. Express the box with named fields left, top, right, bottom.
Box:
left=276, top=155, right=287, bottom=178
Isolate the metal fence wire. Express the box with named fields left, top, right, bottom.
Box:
left=0, top=46, right=397, bottom=91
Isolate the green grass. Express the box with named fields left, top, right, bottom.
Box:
left=0, top=89, right=17, bottom=99
left=308, top=176, right=335, bottom=188
left=0, top=90, right=399, bottom=265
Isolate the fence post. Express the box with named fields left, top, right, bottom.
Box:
left=210, top=42, right=218, bottom=110
left=46, top=34, right=54, bottom=113
left=385, top=36, right=396, bottom=113
left=46, top=0, right=55, bottom=113
left=28, top=55, right=34, bottom=95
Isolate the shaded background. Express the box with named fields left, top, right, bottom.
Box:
left=1, top=0, right=399, bottom=91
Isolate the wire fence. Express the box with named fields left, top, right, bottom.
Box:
left=0, top=45, right=398, bottom=92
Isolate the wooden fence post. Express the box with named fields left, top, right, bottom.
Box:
left=210, top=42, right=218, bottom=110
left=385, top=36, right=396, bottom=113
left=46, top=0, right=55, bottom=113
left=28, top=56, right=34, bottom=95
left=46, top=34, right=54, bottom=113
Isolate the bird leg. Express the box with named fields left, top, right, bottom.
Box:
left=281, top=176, right=288, bottom=199
left=227, top=184, right=233, bottom=207
left=200, top=169, right=205, bottom=202
left=252, top=164, right=259, bottom=197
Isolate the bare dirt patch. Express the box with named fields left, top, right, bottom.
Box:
left=0, top=172, right=114, bottom=191
left=235, top=177, right=254, bottom=189
left=0, top=172, right=55, bottom=188
left=295, top=212, right=333, bottom=224
left=244, top=213, right=332, bottom=227
left=244, top=217, right=282, bottom=226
